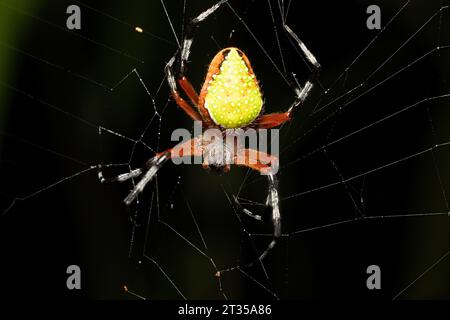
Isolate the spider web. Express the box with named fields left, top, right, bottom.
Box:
left=0, top=0, right=449, bottom=300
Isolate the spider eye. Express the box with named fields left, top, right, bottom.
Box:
left=204, top=48, right=263, bottom=128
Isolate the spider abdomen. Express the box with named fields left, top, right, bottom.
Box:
left=201, top=48, right=263, bottom=129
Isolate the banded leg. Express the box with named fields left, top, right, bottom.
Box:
left=164, top=0, right=227, bottom=124
left=234, top=149, right=281, bottom=261
left=98, top=137, right=203, bottom=205
left=254, top=23, right=321, bottom=129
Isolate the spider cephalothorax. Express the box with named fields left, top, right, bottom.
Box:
left=99, top=1, right=320, bottom=262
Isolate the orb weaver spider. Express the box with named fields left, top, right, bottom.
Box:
left=99, top=0, right=320, bottom=262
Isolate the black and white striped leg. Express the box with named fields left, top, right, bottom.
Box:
left=283, top=24, right=321, bottom=117
left=165, top=0, right=227, bottom=93
left=235, top=174, right=281, bottom=261
left=98, top=152, right=170, bottom=206
left=233, top=196, right=263, bottom=221
left=179, top=0, right=228, bottom=74
left=98, top=167, right=143, bottom=184
left=259, top=174, right=281, bottom=261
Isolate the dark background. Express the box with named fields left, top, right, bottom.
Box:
left=0, top=0, right=449, bottom=299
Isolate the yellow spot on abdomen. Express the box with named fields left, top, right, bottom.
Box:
left=204, top=49, right=263, bottom=128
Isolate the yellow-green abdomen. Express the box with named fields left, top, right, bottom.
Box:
left=204, top=48, right=263, bottom=129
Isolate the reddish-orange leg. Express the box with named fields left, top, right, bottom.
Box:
left=165, top=57, right=214, bottom=125
left=255, top=112, right=291, bottom=129
left=170, top=90, right=202, bottom=121
left=164, top=56, right=203, bottom=122
left=255, top=80, right=316, bottom=129
left=99, top=137, right=204, bottom=205
left=178, top=76, right=199, bottom=105
left=234, top=149, right=279, bottom=174
left=178, top=76, right=213, bottom=126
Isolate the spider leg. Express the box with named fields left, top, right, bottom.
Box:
left=98, top=167, right=143, bottom=184
left=254, top=82, right=312, bottom=129
left=178, top=0, right=228, bottom=74
left=234, top=149, right=281, bottom=261
left=283, top=23, right=321, bottom=117
left=255, top=112, right=291, bottom=129
left=98, top=153, right=170, bottom=205
left=164, top=0, right=227, bottom=124
left=284, top=24, right=321, bottom=73
left=233, top=195, right=262, bottom=221
left=254, top=24, right=321, bottom=130
left=123, top=153, right=170, bottom=205
left=261, top=173, right=281, bottom=261
left=178, top=76, right=199, bottom=105
left=236, top=173, right=280, bottom=261
left=165, top=56, right=202, bottom=121
left=98, top=137, right=203, bottom=205
left=253, top=77, right=314, bottom=129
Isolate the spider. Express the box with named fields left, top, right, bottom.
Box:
left=99, top=1, right=320, bottom=262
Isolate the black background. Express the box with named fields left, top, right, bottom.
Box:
left=0, top=0, right=449, bottom=300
